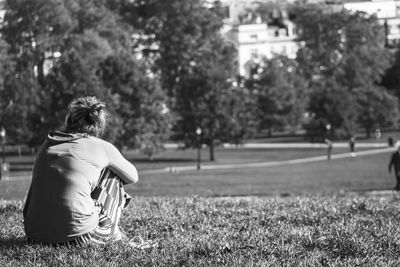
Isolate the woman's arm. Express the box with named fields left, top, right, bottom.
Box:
left=104, top=142, right=138, bottom=184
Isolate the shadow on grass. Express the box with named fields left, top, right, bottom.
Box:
left=0, top=237, right=27, bottom=248
left=352, top=188, right=399, bottom=194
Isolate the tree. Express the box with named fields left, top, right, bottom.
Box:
left=304, top=78, right=358, bottom=141
left=0, top=65, right=43, bottom=145
left=107, top=0, right=225, bottom=95
left=294, top=4, right=395, bottom=137
left=2, top=0, right=74, bottom=86
left=247, top=55, right=309, bottom=136
left=98, top=54, right=173, bottom=159
left=382, top=44, right=400, bottom=100
left=2, top=0, right=173, bottom=152
left=114, top=0, right=257, bottom=160
left=1, top=0, right=73, bottom=144
left=174, top=35, right=257, bottom=160
left=355, top=85, right=399, bottom=138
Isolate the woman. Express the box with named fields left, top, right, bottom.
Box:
left=23, top=96, right=138, bottom=246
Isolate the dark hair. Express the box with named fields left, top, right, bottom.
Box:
left=64, top=96, right=109, bottom=137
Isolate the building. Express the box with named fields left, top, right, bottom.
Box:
left=0, top=0, right=4, bottom=24
left=344, top=0, right=400, bottom=47
left=222, top=0, right=400, bottom=77
left=222, top=0, right=298, bottom=77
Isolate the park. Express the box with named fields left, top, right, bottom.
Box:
left=2, top=134, right=400, bottom=265
left=2, top=0, right=400, bottom=266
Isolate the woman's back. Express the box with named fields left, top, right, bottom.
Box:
left=23, top=132, right=112, bottom=243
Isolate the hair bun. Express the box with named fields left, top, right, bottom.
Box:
left=65, top=96, right=108, bottom=137
left=89, top=103, right=105, bottom=113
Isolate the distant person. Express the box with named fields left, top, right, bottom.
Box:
left=349, top=136, right=356, bottom=157
left=375, top=128, right=381, bottom=140
left=325, top=138, right=333, bottom=160
left=23, top=96, right=139, bottom=246
left=388, top=146, right=400, bottom=190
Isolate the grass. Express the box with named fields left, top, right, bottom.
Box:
left=1, top=147, right=396, bottom=200
left=126, top=150, right=395, bottom=197
left=1, top=144, right=399, bottom=265
left=2, top=193, right=400, bottom=266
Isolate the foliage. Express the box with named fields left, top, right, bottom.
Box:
left=382, top=44, right=400, bottom=99
left=109, top=0, right=226, bottom=95
left=115, top=0, right=255, bottom=160
left=246, top=55, right=309, bottom=135
left=173, top=35, right=256, bottom=160
left=1, top=0, right=113, bottom=144
left=0, top=0, right=71, bottom=144
left=294, top=4, right=395, bottom=138
left=0, top=68, right=43, bottom=145
left=355, top=86, right=399, bottom=138
left=99, top=54, right=173, bottom=158
left=337, top=12, right=391, bottom=89
left=1, top=0, right=171, bottom=153
left=304, top=78, right=358, bottom=140
left=3, top=195, right=400, bottom=266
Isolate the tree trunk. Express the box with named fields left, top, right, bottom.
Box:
left=366, top=127, right=371, bottom=139
left=209, top=140, right=215, bottom=161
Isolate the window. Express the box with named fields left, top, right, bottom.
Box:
left=250, top=49, right=258, bottom=58
left=268, top=30, right=275, bottom=37
left=250, top=34, right=258, bottom=40
left=223, top=6, right=229, bottom=19
left=281, top=45, right=287, bottom=54
left=279, top=29, right=287, bottom=37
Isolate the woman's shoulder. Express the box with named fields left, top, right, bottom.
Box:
left=86, top=136, right=118, bottom=151
left=86, top=135, right=110, bottom=145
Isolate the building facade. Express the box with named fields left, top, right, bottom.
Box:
left=344, top=0, right=400, bottom=47
left=222, top=0, right=298, bottom=76
left=222, top=0, right=400, bottom=77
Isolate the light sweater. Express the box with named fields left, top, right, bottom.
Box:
left=23, top=131, right=138, bottom=244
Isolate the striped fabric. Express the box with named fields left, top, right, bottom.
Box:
left=73, top=168, right=128, bottom=244
left=86, top=168, right=131, bottom=244
left=91, top=168, right=131, bottom=221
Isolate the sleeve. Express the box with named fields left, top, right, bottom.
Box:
left=103, top=141, right=139, bottom=185
left=389, top=154, right=394, bottom=171
left=23, top=185, right=32, bottom=218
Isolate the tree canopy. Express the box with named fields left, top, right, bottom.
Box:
left=1, top=0, right=400, bottom=152
left=0, top=0, right=172, bottom=155
left=293, top=4, right=398, bottom=138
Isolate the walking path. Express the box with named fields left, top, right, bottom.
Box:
left=223, top=142, right=388, bottom=149
left=141, top=146, right=395, bottom=174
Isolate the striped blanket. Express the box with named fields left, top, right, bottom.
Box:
left=91, top=168, right=132, bottom=222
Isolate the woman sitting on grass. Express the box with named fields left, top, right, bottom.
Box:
left=23, top=96, right=138, bottom=246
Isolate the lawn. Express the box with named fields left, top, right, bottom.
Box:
left=1, top=145, right=399, bottom=266
left=0, top=146, right=396, bottom=200
left=2, top=194, right=400, bottom=266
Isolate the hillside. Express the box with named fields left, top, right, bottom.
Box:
left=1, top=194, right=400, bottom=266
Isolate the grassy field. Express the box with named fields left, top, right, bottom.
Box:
left=0, top=146, right=397, bottom=200
left=2, top=194, right=400, bottom=266
left=1, top=144, right=399, bottom=266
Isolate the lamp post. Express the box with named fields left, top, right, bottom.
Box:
left=0, top=127, right=5, bottom=180
left=196, top=127, right=202, bottom=171
left=325, top=124, right=332, bottom=160
left=0, top=127, right=5, bottom=164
